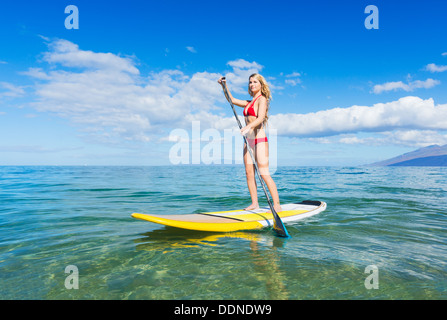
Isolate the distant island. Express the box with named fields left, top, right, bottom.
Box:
left=370, top=144, right=447, bottom=166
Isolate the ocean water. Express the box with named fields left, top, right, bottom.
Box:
left=0, top=165, right=446, bottom=300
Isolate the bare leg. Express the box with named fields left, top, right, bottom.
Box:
left=255, top=141, right=282, bottom=213
left=244, top=143, right=259, bottom=210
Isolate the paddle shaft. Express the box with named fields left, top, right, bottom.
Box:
left=221, top=79, right=289, bottom=237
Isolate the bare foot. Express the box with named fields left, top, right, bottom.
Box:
left=244, top=203, right=259, bottom=211
left=267, top=204, right=282, bottom=214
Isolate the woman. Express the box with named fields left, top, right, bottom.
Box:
left=218, top=74, right=282, bottom=213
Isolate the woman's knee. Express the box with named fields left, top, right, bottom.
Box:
left=258, top=165, right=270, bottom=177
left=244, top=163, right=254, bottom=175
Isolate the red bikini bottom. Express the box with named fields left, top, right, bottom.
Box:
left=246, top=137, right=268, bottom=149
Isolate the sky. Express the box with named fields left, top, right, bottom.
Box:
left=1, top=0, right=447, bottom=166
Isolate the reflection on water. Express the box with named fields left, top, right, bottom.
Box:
left=134, top=228, right=278, bottom=250
left=134, top=227, right=290, bottom=299
left=248, top=240, right=290, bottom=300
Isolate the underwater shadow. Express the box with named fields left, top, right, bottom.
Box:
left=132, top=226, right=288, bottom=251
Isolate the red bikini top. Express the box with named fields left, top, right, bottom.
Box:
left=243, top=95, right=262, bottom=117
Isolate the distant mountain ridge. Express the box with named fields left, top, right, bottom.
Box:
left=389, top=155, right=447, bottom=166
left=370, top=144, right=447, bottom=166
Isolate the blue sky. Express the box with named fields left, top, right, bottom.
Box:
left=1, top=0, right=447, bottom=166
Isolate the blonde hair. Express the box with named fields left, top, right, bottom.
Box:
left=248, top=73, right=272, bottom=126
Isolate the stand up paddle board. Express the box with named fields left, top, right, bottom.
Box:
left=132, top=200, right=326, bottom=232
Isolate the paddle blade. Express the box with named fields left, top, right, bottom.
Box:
left=272, top=211, right=290, bottom=238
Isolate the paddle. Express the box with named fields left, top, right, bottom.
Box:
left=220, top=78, right=290, bottom=238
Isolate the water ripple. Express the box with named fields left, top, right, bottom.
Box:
left=1, top=165, right=446, bottom=299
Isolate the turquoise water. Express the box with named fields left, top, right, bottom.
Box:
left=1, top=165, right=446, bottom=299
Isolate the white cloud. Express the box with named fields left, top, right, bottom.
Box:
left=270, top=96, right=447, bottom=139
left=20, top=68, right=52, bottom=80
left=43, top=39, right=139, bottom=75
left=224, top=59, right=263, bottom=93
left=227, top=59, right=262, bottom=70
left=338, top=136, right=369, bottom=145
left=425, top=63, right=447, bottom=73
left=283, top=72, right=302, bottom=87
left=382, top=130, right=447, bottom=147
left=285, top=79, right=302, bottom=86
left=372, top=78, right=440, bottom=94
left=0, top=145, right=82, bottom=153
left=186, top=46, right=197, bottom=53
left=0, top=82, right=26, bottom=98
left=23, top=39, right=230, bottom=144
left=312, top=130, right=447, bottom=148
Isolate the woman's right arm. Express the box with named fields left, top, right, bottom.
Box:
left=218, top=77, right=248, bottom=108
